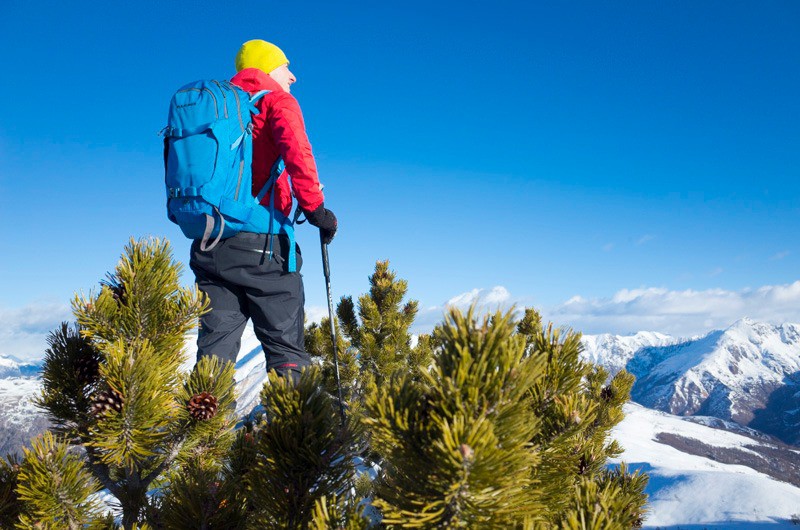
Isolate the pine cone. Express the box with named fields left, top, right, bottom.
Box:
left=92, top=389, right=124, bottom=416
left=187, top=392, right=218, bottom=421
left=600, top=386, right=615, bottom=402
left=578, top=455, right=589, bottom=475
left=75, top=354, right=100, bottom=385
left=100, top=278, right=126, bottom=304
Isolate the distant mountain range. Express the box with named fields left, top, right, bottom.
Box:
left=582, top=317, right=800, bottom=445
left=1, top=318, right=799, bottom=526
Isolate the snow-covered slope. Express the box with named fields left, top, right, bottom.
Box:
left=614, top=402, right=800, bottom=527
left=230, top=325, right=268, bottom=417
left=581, top=331, right=676, bottom=376
left=0, top=357, right=48, bottom=456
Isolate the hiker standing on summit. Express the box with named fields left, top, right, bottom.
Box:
left=189, top=39, right=337, bottom=382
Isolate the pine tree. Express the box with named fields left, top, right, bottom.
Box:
left=307, top=260, right=433, bottom=421
left=22, top=241, right=648, bottom=527
left=15, top=432, right=104, bottom=529
left=246, top=367, right=362, bottom=529
left=35, top=238, right=238, bottom=529
left=336, top=260, right=433, bottom=388
left=305, top=260, right=434, bottom=519
left=310, top=494, right=370, bottom=530
left=365, top=308, right=546, bottom=527
left=517, top=308, right=648, bottom=525
left=363, top=306, right=648, bottom=528
left=559, top=464, right=649, bottom=529
left=0, top=453, right=21, bottom=527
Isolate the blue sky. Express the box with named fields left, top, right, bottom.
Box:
left=1, top=1, right=799, bottom=358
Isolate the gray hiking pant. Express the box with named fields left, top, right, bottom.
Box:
left=189, top=232, right=310, bottom=380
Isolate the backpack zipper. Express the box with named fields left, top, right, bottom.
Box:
left=211, top=80, right=229, bottom=119
left=231, top=85, right=245, bottom=133
left=231, top=86, right=247, bottom=201
left=234, top=160, right=245, bottom=201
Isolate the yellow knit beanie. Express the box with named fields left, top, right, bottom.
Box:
left=235, top=40, right=289, bottom=74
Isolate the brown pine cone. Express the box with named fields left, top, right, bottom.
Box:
left=92, top=389, right=124, bottom=416
left=187, top=392, right=218, bottom=421
left=75, top=354, right=100, bottom=385
left=600, top=386, right=615, bottom=402
left=100, top=279, right=126, bottom=304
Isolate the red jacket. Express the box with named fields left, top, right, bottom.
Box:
left=231, top=68, right=325, bottom=217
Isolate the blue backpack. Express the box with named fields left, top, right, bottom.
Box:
left=162, top=80, right=298, bottom=271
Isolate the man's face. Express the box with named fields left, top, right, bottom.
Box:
left=269, top=63, right=296, bottom=93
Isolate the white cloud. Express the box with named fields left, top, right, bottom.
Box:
left=413, top=280, right=800, bottom=339
left=413, top=286, right=522, bottom=335
left=445, top=286, right=512, bottom=308
left=770, top=251, right=790, bottom=261
left=305, top=305, right=328, bottom=325
left=0, top=302, right=72, bottom=361
left=550, top=281, right=800, bottom=337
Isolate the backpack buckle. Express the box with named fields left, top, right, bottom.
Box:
left=168, top=188, right=181, bottom=198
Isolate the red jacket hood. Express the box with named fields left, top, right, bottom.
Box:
left=230, top=68, right=284, bottom=94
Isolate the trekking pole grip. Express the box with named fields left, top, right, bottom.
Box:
left=321, top=231, right=332, bottom=281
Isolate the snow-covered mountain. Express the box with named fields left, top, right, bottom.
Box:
left=581, top=330, right=677, bottom=376
left=584, top=318, right=800, bottom=445
left=0, top=357, right=48, bottom=456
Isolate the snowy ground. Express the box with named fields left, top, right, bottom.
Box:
left=612, top=403, right=800, bottom=528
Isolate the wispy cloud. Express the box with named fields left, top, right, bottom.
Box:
left=0, top=302, right=72, bottom=361
left=550, top=281, right=800, bottom=337
left=770, top=251, right=790, bottom=261
left=709, top=267, right=724, bottom=277
left=636, top=234, right=655, bottom=246
left=602, top=243, right=615, bottom=252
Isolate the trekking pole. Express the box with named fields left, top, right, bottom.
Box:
left=321, top=232, right=346, bottom=426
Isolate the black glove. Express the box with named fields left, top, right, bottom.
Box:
left=304, top=203, right=338, bottom=245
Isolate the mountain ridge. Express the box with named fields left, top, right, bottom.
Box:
left=583, top=318, right=800, bottom=445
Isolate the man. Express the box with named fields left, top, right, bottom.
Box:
left=189, top=39, right=337, bottom=382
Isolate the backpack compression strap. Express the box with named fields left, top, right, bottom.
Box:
left=254, top=157, right=299, bottom=272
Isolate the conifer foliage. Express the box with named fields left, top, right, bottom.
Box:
left=306, top=260, right=433, bottom=418
left=366, top=308, right=544, bottom=527
left=247, top=368, right=360, bottom=529
left=16, top=245, right=647, bottom=527
left=35, top=238, right=237, bottom=529
left=15, top=432, right=104, bottom=528
left=364, top=306, right=648, bottom=528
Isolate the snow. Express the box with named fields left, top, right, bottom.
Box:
left=580, top=330, right=676, bottom=376
left=613, top=403, right=800, bottom=527
left=0, top=373, right=43, bottom=430
left=231, top=324, right=268, bottom=416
